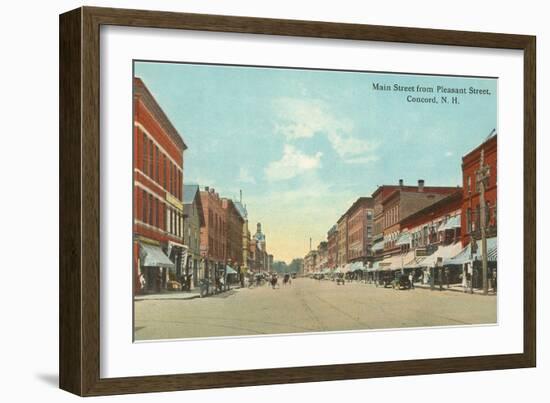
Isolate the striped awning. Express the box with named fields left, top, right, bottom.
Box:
left=443, top=237, right=497, bottom=265
left=139, top=243, right=175, bottom=268
left=421, top=242, right=463, bottom=267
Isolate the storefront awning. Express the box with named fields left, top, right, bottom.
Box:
left=379, top=254, right=404, bottom=271
left=444, top=237, right=497, bottom=265
left=351, top=262, right=365, bottom=272
left=225, top=265, right=238, bottom=274
left=439, top=214, right=461, bottom=231
left=371, top=240, right=384, bottom=252
left=420, top=242, right=463, bottom=267
left=139, top=244, right=175, bottom=268
left=367, top=261, right=381, bottom=272
left=395, top=232, right=411, bottom=246
left=405, top=256, right=426, bottom=269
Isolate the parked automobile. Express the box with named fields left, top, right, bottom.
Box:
left=392, top=272, right=411, bottom=290
left=377, top=270, right=394, bottom=288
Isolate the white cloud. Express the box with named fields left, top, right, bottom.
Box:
left=272, top=97, right=378, bottom=162
left=265, top=144, right=322, bottom=182
left=238, top=167, right=256, bottom=184
left=345, top=155, right=380, bottom=164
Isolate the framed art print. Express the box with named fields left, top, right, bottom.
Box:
left=59, top=6, right=536, bottom=396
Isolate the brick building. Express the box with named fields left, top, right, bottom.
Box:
left=336, top=214, right=348, bottom=267
left=391, top=190, right=464, bottom=282
left=222, top=198, right=244, bottom=268
left=133, top=77, right=187, bottom=294
left=317, top=241, right=328, bottom=270
left=461, top=133, right=497, bottom=246
left=199, top=187, right=226, bottom=280
left=233, top=200, right=251, bottom=276
left=378, top=180, right=458, bottom=254
left=400, top=190, right=463, bottom=248
left=182, top=184, right=205, bottom=288
left=327, top=225, right=338, bottom=269
left=344, top=197, right=374, bottom=264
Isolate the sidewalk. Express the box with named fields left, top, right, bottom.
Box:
left=134, top=290, right=201, bottom=301
left=134, top=285, right=243, bottom=301
left=412, top=282, right=497, bottom=295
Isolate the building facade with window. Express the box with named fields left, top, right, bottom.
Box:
left=182, top=184, right=205, bottom=288
left=222, top=198, right=244, bottom=269
left=317, top=241, right=328, bottom=270
left=252, top=223, right=268, bottom=273
left=304, top=250, right=318, bottom=274
left=327, top=225, right=338, bottom=269
left=133, top=77, right=187, bottom=294
left=336, top=214, right=348, bottom=267
left=379, top=180, right=458, bottom=255
left=199, top=187, right=227, bottom=281
left=233, top=200, right=251, bottom=277
left=461, top=133, right=497, bottom=246
left=399, top=190, right=463, bottom=254
left=345, top=197, right=374, bottom=264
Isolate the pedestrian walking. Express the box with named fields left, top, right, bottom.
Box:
left=408, top=271, right=414, bottom=289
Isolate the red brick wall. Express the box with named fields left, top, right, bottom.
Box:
left=461, top=135, right=497, bottom=245
left=200, top=190, right=226, bottom=263
left=223, top=199, right=244, bottom=266
left=134, top=98, right=184, bottom=202
left=401, top=192, right=463, bottom=231
left=327, top=231, right=338, bottom=268
left=133, top=89, right=185, bottom=247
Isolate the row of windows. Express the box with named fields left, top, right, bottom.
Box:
left=207, top=209, right=226, bottom=236
left=466, top=202, right=497, bottom=233
left=141, top=130, right=182, bottom=201
left=139, top=189, right=184, bottom=238
left=465, top=168, right=494, bottom=194
left=384, top=205, right=399, bottom=228
left=208, top=236, right=226, bottom=258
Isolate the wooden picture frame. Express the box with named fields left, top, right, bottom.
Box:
left=59, top=6, right=536, bottom=396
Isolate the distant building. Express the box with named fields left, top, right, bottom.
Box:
left=336, top=214, right=348, bottom=267
left=182, top=184, right=205, bottom=288
left=133, top=77, right=187, bottom=294
left=304, top=250, right=318, bottom=274
left=317, top=241, right=328, bottom=270
left=251, top=222, right=268, bottom=272
left=344, top=197, right=374, bottom=265
left=268, top=254, right=274, bottom=272
left=222, top=198, right=244, bottom=269
left=327, top=225, right=338, bottom=269
left=199, top=187, right=226, bottom=281
left=233, top=199, right=251, bottom=276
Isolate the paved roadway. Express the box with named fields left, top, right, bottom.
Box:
left=134, top=277, right=496, bottom=341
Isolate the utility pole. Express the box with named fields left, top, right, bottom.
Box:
left=476, top=148, right=491, bottom=295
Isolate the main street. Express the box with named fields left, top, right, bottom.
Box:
left=134, top=278, right=496, bottom=341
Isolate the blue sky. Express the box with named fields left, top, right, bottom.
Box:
left=134, top=61, right=497, bottom=263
